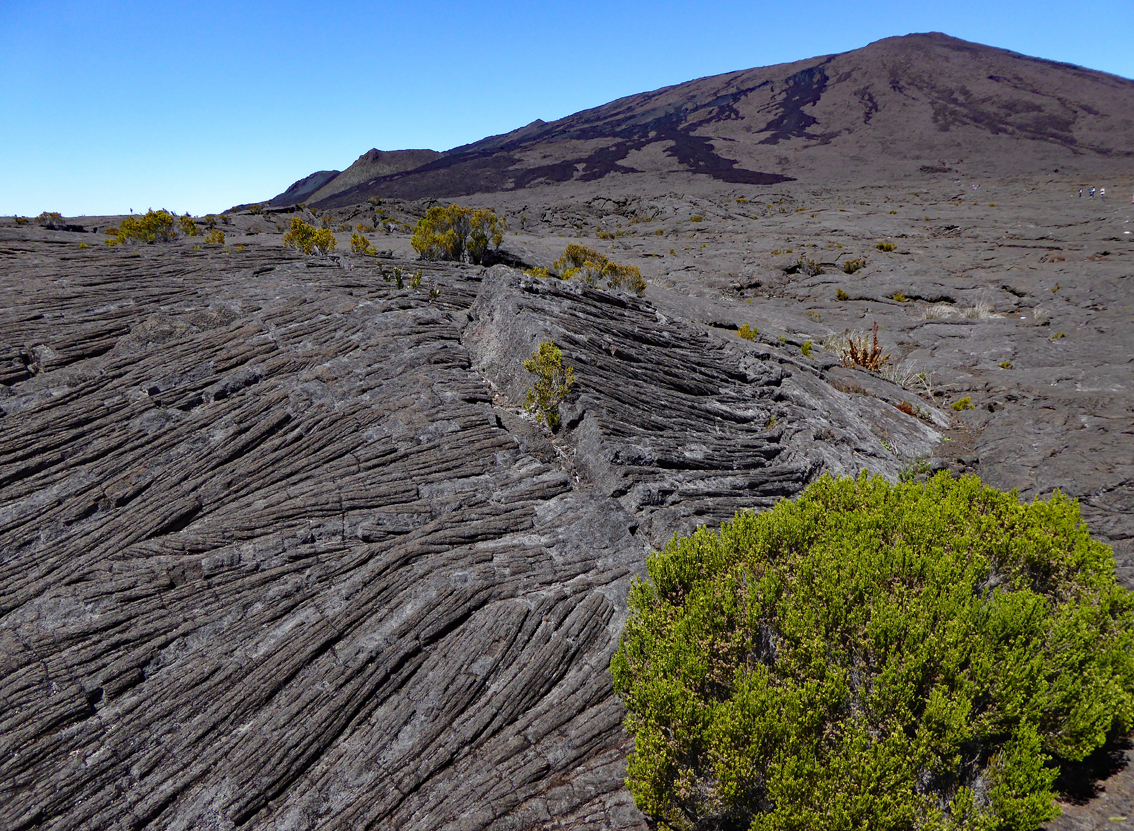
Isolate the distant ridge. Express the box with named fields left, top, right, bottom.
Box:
left=268, top=148, right=442, bottom=207
left=274, top=33, right=1134, bottom=208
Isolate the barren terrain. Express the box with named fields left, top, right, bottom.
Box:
left=3, top=29, right=1134, bottom=831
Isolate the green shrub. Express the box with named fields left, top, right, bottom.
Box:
left=737, top=324, right=757, bottom=341
left=283, top=217, right=335, bottom=254
left=612, top=472, right=1134, bottom=831
left=836, top=288, right=850, bottom=301
left=37, top=211, right=63, bottom=227
left=877, top=241, right=897, bottom=252
left=800, top=340, right=812, bottom=358
left=350, top=232, right=377, bottom=255
left=411, top=203, right=504, bottom=264
left=843, top=258, right=865, bottom=275
left=523, top=341, right=575, bottom=430
left=204, top=229, right=225, bottom=245
left=952, top=396, right=974, bottom=411
left=110, top=209, right=178, bottom=245
left=552, top=243, right=646, bottom=295
left=179, top=214, right=199, bottom=237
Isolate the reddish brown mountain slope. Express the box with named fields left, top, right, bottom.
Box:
left=307, top=32, right=1134, bottom=207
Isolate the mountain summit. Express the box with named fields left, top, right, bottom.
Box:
left=277, top=33, right=1134, bottom=207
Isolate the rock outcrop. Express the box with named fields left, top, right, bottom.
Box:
left=0, top=235, right=939, bottom=829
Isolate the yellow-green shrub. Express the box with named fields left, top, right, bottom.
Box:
left=283, top=217, right=336, bottom=254
left=613, top=472, right=1134, bottom=831
left=523, top=341, right=575, bottom=430
left=179, top=214, right=199, bottom=237
left=350, top=232, right=377, bottom=255
left=552, top=243, right=646, bottom=296
left=110, top=209, right=178, bottom=245
left=411, top=204, right=504, bottom=264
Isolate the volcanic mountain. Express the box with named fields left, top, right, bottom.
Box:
left=277, top=32, right=1134, bottom=208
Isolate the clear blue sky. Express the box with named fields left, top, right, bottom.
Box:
left=3, top=0, right=1130, bottom=217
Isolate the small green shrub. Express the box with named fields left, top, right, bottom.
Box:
left=952, top=396, right=974, bottom=411
left=892, top=292, right=908, bottom=302
left=411, top=204, right=504, bottom=264
left=179, top=214, right=199, bottom=237
left=877, top=241, right=897, bottom=252
left=37, top=211, right=63, bottom=227
left=552, top=243, right=646, bottom=296
left=836, top=288, right=850, bottom=301
left=612, top=472, right=1134, bottom=831
left=737, top=324, right=757, bottom=341
left=523, top=341, right=575, bottom=430
left=204, top=229, right=225, bottom=245
left=843, top=258, right=865, bottom=274
left=78, top=242, right=88, bottom=249
left=800, top=340, right=812, bottom=357
left=110, top=209, right=178, bottom=245
left=14, top=216, right=29, bottom=226
left=283, top=218, right=335, bottom=254
left=350, top=232, right=377, bottom=255
left=898, top=456, right=932, bottom=482
left=690, top=215, right=704, bottom=222
left=1000, top=361, right=1012, bottom=369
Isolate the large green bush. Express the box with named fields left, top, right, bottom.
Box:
left=411, top=204, right=504, bottom=264
left=612, top=472, right=1134, bottom=831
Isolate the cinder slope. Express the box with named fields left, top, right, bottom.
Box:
left=269, top=148, right=443, bottom=208
left=312, top=32, right=1134, bottom=206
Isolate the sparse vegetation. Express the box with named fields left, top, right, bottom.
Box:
left=795, top=256, right=822, bottom=276
left=612, top=472, right=1134, bottom=831
left=876, top=241, right=897, bottom=252
left=204, top=229, right=225, bottom=246
left=836, top=288, right=850, bottom=301
left=800, top=340, right=812, bottom=358
left=411, top=204, right=505, bottom=264
left=552, top=244, right=646, bottom=295
left=523, top=341, right=575, bottom=431
left=892, top=292, right=908, bottom=302
left=898, top=456, right=932, bottom=482
left=842, top=258, right=865, bottom=274
left=737, top=324, right=757, bottom=341
left=952, top=396, right=974, bottom=411
left=179, top=214, right=199, bottom=237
